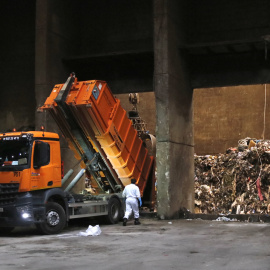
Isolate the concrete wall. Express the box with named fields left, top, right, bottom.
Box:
left=115, top=92, right=156, bottom=136
left=78, top=0, right=153, bottom=55
left=63, top=0, right=154, bottom=94
left=0, top=0, right=36, bottom=132
left=194, top=84, right=270, bottom=155
left=116, top=85, right=270, bottom=157
left=186, top=0, right=270, bottom=44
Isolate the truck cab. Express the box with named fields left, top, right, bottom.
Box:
left=0, top=131, right=67, bottom=233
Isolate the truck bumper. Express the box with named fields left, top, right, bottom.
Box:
left=0, top=205, right=33, bottom=227
left=0, top=193, right=46, bottom=227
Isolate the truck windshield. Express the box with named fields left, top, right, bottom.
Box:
left=0, top=137, right=31, bottom=168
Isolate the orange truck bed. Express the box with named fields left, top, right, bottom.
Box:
left=41, top=77, right=154, bottom=195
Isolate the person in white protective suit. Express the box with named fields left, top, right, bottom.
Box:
left=122, top=178, right=142, bottom=226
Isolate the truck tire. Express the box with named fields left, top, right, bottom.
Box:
left=36, top=202, right=66, bottom=235
left=105, top=198, right=121, bottom=224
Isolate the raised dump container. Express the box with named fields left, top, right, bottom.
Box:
left=41, top=78, right=154, bottom=195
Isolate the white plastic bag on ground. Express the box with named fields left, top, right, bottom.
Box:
left=79, top=225, right=102, bottom=236
left=215, top=217, right=237, bottom=222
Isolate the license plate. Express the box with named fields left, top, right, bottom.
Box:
left=0, top=208, right=3, bottom=212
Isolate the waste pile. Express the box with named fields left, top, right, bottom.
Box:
left=194, top=138, right=270, bottom=215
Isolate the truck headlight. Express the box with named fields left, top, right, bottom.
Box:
left=22, top=213, right=31, bottom=219
left=16, top=205, right=33, bottom=219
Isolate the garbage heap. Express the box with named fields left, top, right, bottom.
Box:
left=194, top=138, right=270, bottom=215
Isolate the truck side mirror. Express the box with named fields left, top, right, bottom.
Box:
left=33, top=141, right=50, bottom=169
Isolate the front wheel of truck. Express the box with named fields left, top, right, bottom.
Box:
left=36, top=202, right=66, bottom=235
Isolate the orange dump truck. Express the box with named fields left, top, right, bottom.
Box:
left=0, top=74, right=155, bottom=234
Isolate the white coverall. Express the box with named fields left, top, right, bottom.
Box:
left=122, top=183, right=141, bottom=219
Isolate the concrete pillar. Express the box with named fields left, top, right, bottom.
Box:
left=35, top=0, right=73, bottom=130
left=154, top=0, right=194, bottom=218
left=35, top=0, right=50, bottom=130
left=35, top=1, right=83, bottom=189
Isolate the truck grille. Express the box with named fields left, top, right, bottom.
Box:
left=0, top=183, right=20, bottom=206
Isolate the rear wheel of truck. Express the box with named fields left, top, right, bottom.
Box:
left=105, top=198, right=121, bottom=224
left=36, top=202, right=66, bottom=235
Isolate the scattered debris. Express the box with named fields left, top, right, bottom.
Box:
left=214, top=217, right=238, bottom=222
left=194, top=138, right=270, bottom=215
left=79, top=225, right=102, bottom=236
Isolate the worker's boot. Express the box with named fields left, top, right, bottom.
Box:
left=123, top=218, right=127, bottom=226
left=134, top=218, right=141, bottom=225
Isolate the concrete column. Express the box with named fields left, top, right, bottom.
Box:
left=154, top=0, right=194, bottom=218
left=35, top=0, right=50, bottom=130
left=35, top=1, right=83, bottom=189
left=35, top=0, right=73, bottom=130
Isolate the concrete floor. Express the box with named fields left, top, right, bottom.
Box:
left=1, top=217, right=270, bottom=270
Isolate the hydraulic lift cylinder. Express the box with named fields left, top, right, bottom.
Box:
left=65, top=169, right=86, bottom=192
left=62, top=169, right=74, bottom=185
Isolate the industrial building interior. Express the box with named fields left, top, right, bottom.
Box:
left=1, top=0, right=270, bottom=219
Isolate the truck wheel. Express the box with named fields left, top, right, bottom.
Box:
left=0, top=227, right=14, bottom=235
left=36, top=202, right=66, bottom=235
left=106, top=198, right=121, bottom=224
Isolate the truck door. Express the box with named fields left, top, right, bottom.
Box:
left=31, top=141, right=61, bottom=190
